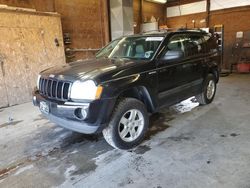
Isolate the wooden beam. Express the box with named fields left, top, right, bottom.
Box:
left=206, top=0, right=210, bottom=27
left=139, top=0, right=144, bottom=32
left=100, top=0, right=110, bottom=44
left=164, top=1, right=167, bottom=23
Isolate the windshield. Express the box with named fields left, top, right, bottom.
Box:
left=96, top=39, right=120, bottom=59
left=96, top=36, right=164, bottom=60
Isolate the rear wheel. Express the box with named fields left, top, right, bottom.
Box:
left=195, top=73, right=217, bottom=105
left=102, top=98, right=149, bottom=149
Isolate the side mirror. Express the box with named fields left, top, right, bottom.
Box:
left=162, top=50, right=184, bottom=61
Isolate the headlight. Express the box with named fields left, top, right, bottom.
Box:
left=70, top=80, right=103, bottom=101
left=37, top=75, right=41, bottom=89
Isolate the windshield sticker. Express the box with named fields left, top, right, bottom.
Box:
left=146, top=37, right=164, bottom=41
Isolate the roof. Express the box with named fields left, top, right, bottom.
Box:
left=119, top=28, right=209, bottom=39
left=141, top=28, right=208, bottom=35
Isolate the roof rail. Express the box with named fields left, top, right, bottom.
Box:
left=140, top=28, right=176, bottom=34
left=177, top=28, right=208, bottom=33
left=140, top=27, right=208, bottom=34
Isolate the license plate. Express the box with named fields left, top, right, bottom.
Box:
left=40, top=101, right=49, bottom=115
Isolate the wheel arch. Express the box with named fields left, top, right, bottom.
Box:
left=117, top=86, right=156, bottom=113
left=209, top=66, right=219, bottom=83
left=206, top=63, right=219, bottom=83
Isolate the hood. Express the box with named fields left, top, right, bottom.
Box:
left=40, top=58, right=138, bottom=81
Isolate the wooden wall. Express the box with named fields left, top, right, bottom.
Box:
left=0, top=8, right=65, bottom=107
left=209, top=6, right=250, bottom=68
left=167, top=12, right=207, bottom=29
left=54, top=0, right=109, bottom=61
left=0, top=0, right=109, bottom=62
left=2, top=0, right=249, bottom=69
left=166, top=2, right=250, bottom=69
left=133, top=0, right=166, bottom=33
left=0, top=0, right=54, bottom=11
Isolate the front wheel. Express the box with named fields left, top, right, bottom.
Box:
left=102, top=98, right=149, bottom=149
left=195, top=73, right=217, bottom=105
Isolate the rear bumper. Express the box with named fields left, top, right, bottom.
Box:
left=33, top=91, right=116, bottom=134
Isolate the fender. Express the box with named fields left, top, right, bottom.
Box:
left=101, top=72, right=158, bottom=112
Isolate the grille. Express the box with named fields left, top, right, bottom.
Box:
left=39, top=77, right=72, bottom=101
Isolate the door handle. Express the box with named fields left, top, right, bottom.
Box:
left=159, top=68, right=167, bottom=73
left=148, top=71, right=157, bottom=75
left=182, top=64, right=190, bottom=68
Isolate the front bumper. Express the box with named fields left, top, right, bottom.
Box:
left=33, top=91, right=116, bottom=134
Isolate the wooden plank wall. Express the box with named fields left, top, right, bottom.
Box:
left=0, top=0, right=110, bottom=62
left=0, top=0, right=54, bottom=12
left=54, top=0, right=109, bottom=61
left=0, top=8, right=65, bottom=107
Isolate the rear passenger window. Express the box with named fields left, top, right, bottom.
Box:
left=183, top=35, right=206, bottom=57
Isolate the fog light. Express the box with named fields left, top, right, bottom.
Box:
left=81, top=108, right=87, bottom=119
left=74, top=107, right=88, bottom=120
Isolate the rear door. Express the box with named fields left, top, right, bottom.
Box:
left=183, top=33, right=206, bottom=83
left=157, top=34, right=188, bottom=106
left=182, top=33, right=206, bottom=97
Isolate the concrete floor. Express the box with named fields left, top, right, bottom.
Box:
left=0, top=74, right=250, bottom=188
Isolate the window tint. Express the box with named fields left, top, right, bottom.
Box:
left=204, top=34, right=218, bottom=53
left=96, top=39, right=120, bottom=59
left=109, top=37, right=163, bottom=60
left=183, top=35, right=206, bottom=57
left=160, top=35, right=185, bottom=62
left=167, top=35, right=184, bottom=52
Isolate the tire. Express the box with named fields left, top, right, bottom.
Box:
left=195, top=73, right=217, bottom=105
left=102, top=98, right=149, bottom=150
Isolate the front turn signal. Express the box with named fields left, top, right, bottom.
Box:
left=95, top=86, right=103, bottom=99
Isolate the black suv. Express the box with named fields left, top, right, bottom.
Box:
left=33, top=29, right=220, bottom=149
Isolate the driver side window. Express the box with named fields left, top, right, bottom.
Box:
left=161, top=35, right=185, bottom=61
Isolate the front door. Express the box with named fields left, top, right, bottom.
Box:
left=157, top=34, right=188, bottom=106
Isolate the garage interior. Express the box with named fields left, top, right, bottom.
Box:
left=0, top=0, right=250, bottom=187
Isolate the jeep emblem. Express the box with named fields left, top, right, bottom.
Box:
left=49, top=74, right=55, bottom=78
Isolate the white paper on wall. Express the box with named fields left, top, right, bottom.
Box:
left=181, top=1, right=207, bottom=15
left=211, top=0, right=250, bottom=11
left=167, top=1, right=206, bottom=17
left=236, top=31, right=244, bottom=38
left=167, top=6, right=181, bottom=17
left=167, top=0, right=250, bottom=18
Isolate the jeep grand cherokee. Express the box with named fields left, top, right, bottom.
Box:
left=33, top=29, right=220, bottom=149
